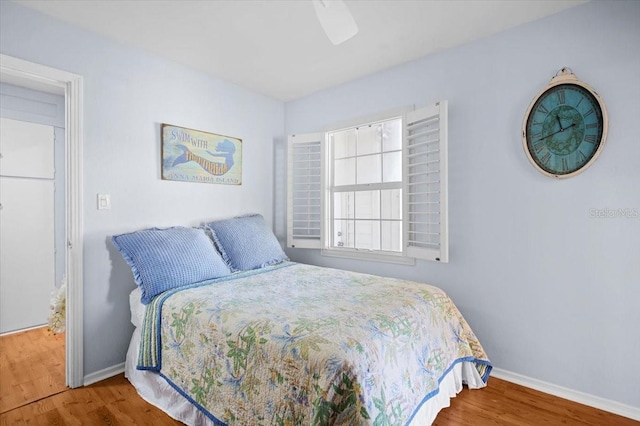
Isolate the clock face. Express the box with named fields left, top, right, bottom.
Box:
left=525, top=83, right=604, bottom=177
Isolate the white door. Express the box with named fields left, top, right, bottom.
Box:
left=0, top=117, right=55, bottom=178
left=0, top=178, right=55, bottom=333
left=0, top=118, right=56, bottom=334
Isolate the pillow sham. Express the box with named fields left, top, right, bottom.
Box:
left=207, top=214, right=288, bottom=272
left=111, top=226, right=231, bottom=304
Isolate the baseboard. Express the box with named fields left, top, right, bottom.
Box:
left=83, top=362, right=125, bottom=386
left=0, top=324, right=48, bottom=336
left=491, top=367, right=640, bottom=421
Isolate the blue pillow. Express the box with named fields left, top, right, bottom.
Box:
left=207, top=214, right=288, bottom=272
left=111, top=226, right=231, bottom=304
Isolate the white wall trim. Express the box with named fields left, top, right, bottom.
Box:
left=83, top=363, right=125, bottom=386
left=0, top=54, right=84, bottom=388
left=0, top=324, right=48, bottom=337
left=491, top=367, right=640, bottom=421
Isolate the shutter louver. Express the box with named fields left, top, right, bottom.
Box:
left=287, top=133, right=324, bottom=249
left=403, top=101, right=448, bottom=262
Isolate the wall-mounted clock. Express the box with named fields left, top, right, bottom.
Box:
left=522, top=67, right=608, bottom=178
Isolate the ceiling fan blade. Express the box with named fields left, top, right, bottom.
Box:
left=312, top=0, right=359, bottom=45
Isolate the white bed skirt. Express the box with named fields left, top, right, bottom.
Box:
left=125, top=327, right=486, bottom=426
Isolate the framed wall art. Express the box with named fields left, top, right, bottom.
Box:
left=161, top=124, right=242, bottom=185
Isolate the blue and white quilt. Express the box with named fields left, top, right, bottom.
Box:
left=139, top=262, right=491, bottom=425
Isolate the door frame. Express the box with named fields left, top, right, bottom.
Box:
left=0, top=54, right=84, bottom=388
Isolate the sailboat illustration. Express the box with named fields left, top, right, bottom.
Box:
left=172, top=140, right=236, bottom=176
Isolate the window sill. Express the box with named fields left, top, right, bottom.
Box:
left=321, top=248, right=415, bottom=265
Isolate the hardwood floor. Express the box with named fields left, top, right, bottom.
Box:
left=1, top=376, right=637, bottom=426
left=0, top=327, right=66, bottom=413
left=0, top=374, right=180, bottom=426
left=1, top=329, right=637, bottom=425
left=434, top=378, right=638, bottom=426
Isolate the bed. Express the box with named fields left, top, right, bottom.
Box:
left=114, top=215, right=491, bottom=425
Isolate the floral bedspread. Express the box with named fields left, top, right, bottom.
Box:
left=138, top=262, right=491, bottom=425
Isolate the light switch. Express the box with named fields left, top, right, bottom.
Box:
left=97, top=193, right=111, bottom=210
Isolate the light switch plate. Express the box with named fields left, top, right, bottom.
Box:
left=97, top=193, right=111, bottom=210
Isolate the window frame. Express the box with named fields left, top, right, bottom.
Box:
left=324, top=114, right=408, bottom=263
left=287, top=102, right=448, bottom=264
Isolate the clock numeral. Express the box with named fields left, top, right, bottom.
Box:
left=577, top=150, right=588, bottom=165
left=561, top=157, right=569, bottom=172
left=586, top=122, right=599, bottom=129
left=583, top=108, right=594, bottom=118
left=584, top=134, right=597, bottom=144
left=532, top=140, right=545, bottom=152
left=540, top=152, right=551, bottom=166
left=557, top=90, right=566, bottom=104
left=537, top=104, right=549, bottom=114
left=532, top=121, right=544, bottom=126
left=576, top=97, right=584, bottom=108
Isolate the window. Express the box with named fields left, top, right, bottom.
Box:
left=287, top=101, right=448, bottom=263
left=330, top=118, right=403, bottom=253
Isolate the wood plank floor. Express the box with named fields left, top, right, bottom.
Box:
left=434, top=378, right=638, bottom=426
left=0, top=327, right=66, bottom=413
left=1, top=328, right=637, bottom=425
left=2, top=374, right=637, bottom=426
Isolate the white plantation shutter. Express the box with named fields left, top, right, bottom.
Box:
left=403, top=101, right=448, bottom=262
left=287, top=133, right=325, bottom=249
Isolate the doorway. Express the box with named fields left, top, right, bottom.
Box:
left=0, top=54, right=84, bottom=390
left=0, top=85, right=67, bottom=412
left=0, top=89, right=65, bottom=333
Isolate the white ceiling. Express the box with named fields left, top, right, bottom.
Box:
left=15, top=0, right=586, bottom=101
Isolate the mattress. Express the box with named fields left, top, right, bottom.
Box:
left=125, top=263, right=490, bottom=425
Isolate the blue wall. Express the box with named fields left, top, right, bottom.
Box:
left=1, top=1, right=285, bottom=376
left=282, top=0, right=640, bottom=409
